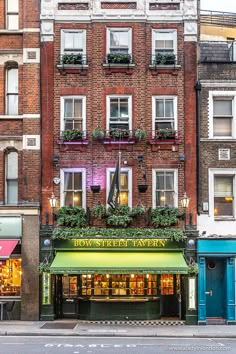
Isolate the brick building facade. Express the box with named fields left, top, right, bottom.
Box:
left=197, top=12, right=236, bottom=324
left=0, top=0, right=40, bottom=320
left=40, top=0, right=198, bottom=323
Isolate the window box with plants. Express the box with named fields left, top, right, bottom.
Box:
left=151, top=207, right=183, bottom=228
left=104, top=53, right=134, bottom=66
left=148, top=129, right=181, bottom=144
left=57, top=129, right=89, bottom=145
left=103, top=128, right=135, bottom=144
left=59, top=53, right=88, bottom=66
left=106, top=205, right=133, bottom=228
left=92, top=127, right=105, bottom=141
left=151, top=53, right=176, bottom=66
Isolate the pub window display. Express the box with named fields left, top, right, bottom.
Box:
left=0, top=259, right=21, bottom=296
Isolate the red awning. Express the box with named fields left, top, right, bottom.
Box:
left=0, top=240, right=18, bottom=258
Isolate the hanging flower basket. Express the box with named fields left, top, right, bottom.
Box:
left=90, top=185, right=101, bottom=193
left=138, top=184, right=148, bottom=193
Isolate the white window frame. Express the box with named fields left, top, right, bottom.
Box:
left=106, top=28, right=132, bottom=55
left=152, top=96, right=177, bottom=132
left=106, top=95, right=132, bottom=131
left=5, top=150, right=18, bottom=205
left=152, top=29, right=177, bottom=58
left=60, top=168, right=86, bottom=209
left=209, top=168, right=236, bottom=219
left=209, top=91, right=236, bottom=139
left=106, top=167, right=132, bottom=208
left=152, top=168, right=178, bottom=208
left=6, top=66, right=18, bottom=115
left=60, top=29, right=86, bottom=55
left=60, top=96, right=86, bottom=132
left=6, top=0, right=19, bottom=30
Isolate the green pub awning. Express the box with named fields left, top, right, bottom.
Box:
left=50, top=251, right=188, bottom=274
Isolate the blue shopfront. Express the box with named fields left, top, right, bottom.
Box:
left=198, top=238, right=236, bottom=325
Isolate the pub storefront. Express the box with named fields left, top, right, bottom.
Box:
left=41, top=237, right=191, bottom=321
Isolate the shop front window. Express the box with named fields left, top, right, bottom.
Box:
left=81, top=274, right=92, bottom=296
left=0, top=258, right=21, bottom=296
left=146, top=274, right=158, bottom=295
left=62, top=276, right=77, bottom=298
left=112, top=274, right=127, bottom=295
left=129, top=274, right=144, bottom=295
left=94, top=274, right=109, bottom=296
left=161, top=274, right=174, bottom=295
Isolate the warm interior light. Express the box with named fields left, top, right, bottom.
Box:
left=146, top=274, right=150, bottom=279
left=214, top=208, right=218, bottom=215
left=160, top=195, right=166, bottom=202
left=73, top=196, right=79, bottom=202
left=87, top=274, right=91, bottom=279
left=225, top=197, right=233, bottom=201
left=131, top=274, right=135, bottom=278
left=106, top=274, right=109, bottom=279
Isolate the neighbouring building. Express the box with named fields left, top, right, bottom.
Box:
left=197, top=10, right=236, bottom=324
left=0, top=0, right=41, bottom=319
left=40, top=0, right=199, bottom=324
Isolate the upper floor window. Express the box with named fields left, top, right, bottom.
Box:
left=214, top=175, right=234, bottom=217
left=60, top=96, right=86, bottom=131
left=61, top=30, right=86, bottom=55
left=152, top=29, right=177, bottom=57
left=5, top=150, right=18, bottom=204
left=106, top=168, right=132, bottom=207
left=107, top=95, right=132, bottom=131
left=209, top=91, right=236, bottom=139
left=107, top=28, right=132, bottom=54
left=152, top=169, right=178, bottom=207
left=60, top=169, right=86, bottom=208
left=6, top=0, right=19, bottom=30
left=6, top=66, right=18, bottom=115
left=152, top=96, right=177, bottom=130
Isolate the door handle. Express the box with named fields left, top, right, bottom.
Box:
left=205, top=290, right=212, bottom=296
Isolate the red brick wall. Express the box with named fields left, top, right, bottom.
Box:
left=41, top=21, right=197, bottom=224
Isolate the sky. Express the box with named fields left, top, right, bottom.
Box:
left=201, top=0, right=236, bottom=13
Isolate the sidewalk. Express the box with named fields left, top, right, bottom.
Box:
left=0, top=320, right=236, bottom=338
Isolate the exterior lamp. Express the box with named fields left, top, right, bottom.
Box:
left=180, top=192, right=190, bottom=227
left=48, top=193, right=57, bottom=223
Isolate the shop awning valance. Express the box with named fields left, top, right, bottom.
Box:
left=50, top=251, right=188, bottom=274
left=0, top=239, right=18, bottom=259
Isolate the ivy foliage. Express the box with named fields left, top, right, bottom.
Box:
left=188, top=263, right=199, bottom=275
left=106, top=205, right=133, bottom=227
left=151, top=207, right=182, bottom=228
left=57, top=206, right=87, bottom=228
left=38, top=262, right=51, bottom=274
left=52, top=227, right=184, bottom=242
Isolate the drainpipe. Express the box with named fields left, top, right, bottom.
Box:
left=195, top=80, right=202, bottom=215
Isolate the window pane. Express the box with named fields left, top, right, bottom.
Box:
left=213, top=100, right=232, bottom=116
left=165, top=172, right=174, bottom=189
left=64, top=33, right=74, bottom=49
left=155, top=40, right=165, bottom=49
left=7, top=152, right=18, bottom=178
left=64, top=173, right=73, bottom=189
left=7, top=180, right=18, bottom=204
left=156, top=172, right=164, bottom=189
left=155, top=122, right=173, bottom=130
left=64, top=120, right=73, bottom=130
left=214, top=176, right=233, bottom=217
left=74, top=100, right=82, bottom=118
left=7, top=68, right=18, bottom=93
left=110, top=31, right=128, bottom=49
left=7, top=95, right=18, bottom=115
left=64, top=191, right=73, bottom=206
left=165, top=191, right=174, bottom=206
left=0, top=258, right=21, bottom=296
left=214, top=176, right=233, bottom=196
left=110, top=99, right=119, bottom=118
left=73, top=121, right=82, bottom=130
left=165, top=100, right=174, bottom=117
left=213, top=117, right=232, bottom=136
left=120, top=172, right=128, bottom=189
left=64, top=100, right=73, bottom=118
left=74, top=173, right=82, bottom=190
left=73, top=33, right=83, bottom=49
left=7, top=0, right=19, bottom=11
left=73, top=192, right=82, bottom=207
left=120, top=99, right=128, bottom=118
left=165, top=40, right=174, bottom=49
left=119, top=192, right=128, bottom=205
left=156, top=100, right=164, bottom=117
left=7, top=15, right=19, bottom=30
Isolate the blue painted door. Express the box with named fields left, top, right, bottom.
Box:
left=206, top=259, right=225, bottom=318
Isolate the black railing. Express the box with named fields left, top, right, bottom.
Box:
left=59, top=54, right=88, bottom=66
left=59, top=130, right=88, bottom=142
left=148, top=129, right=180, bottom=142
